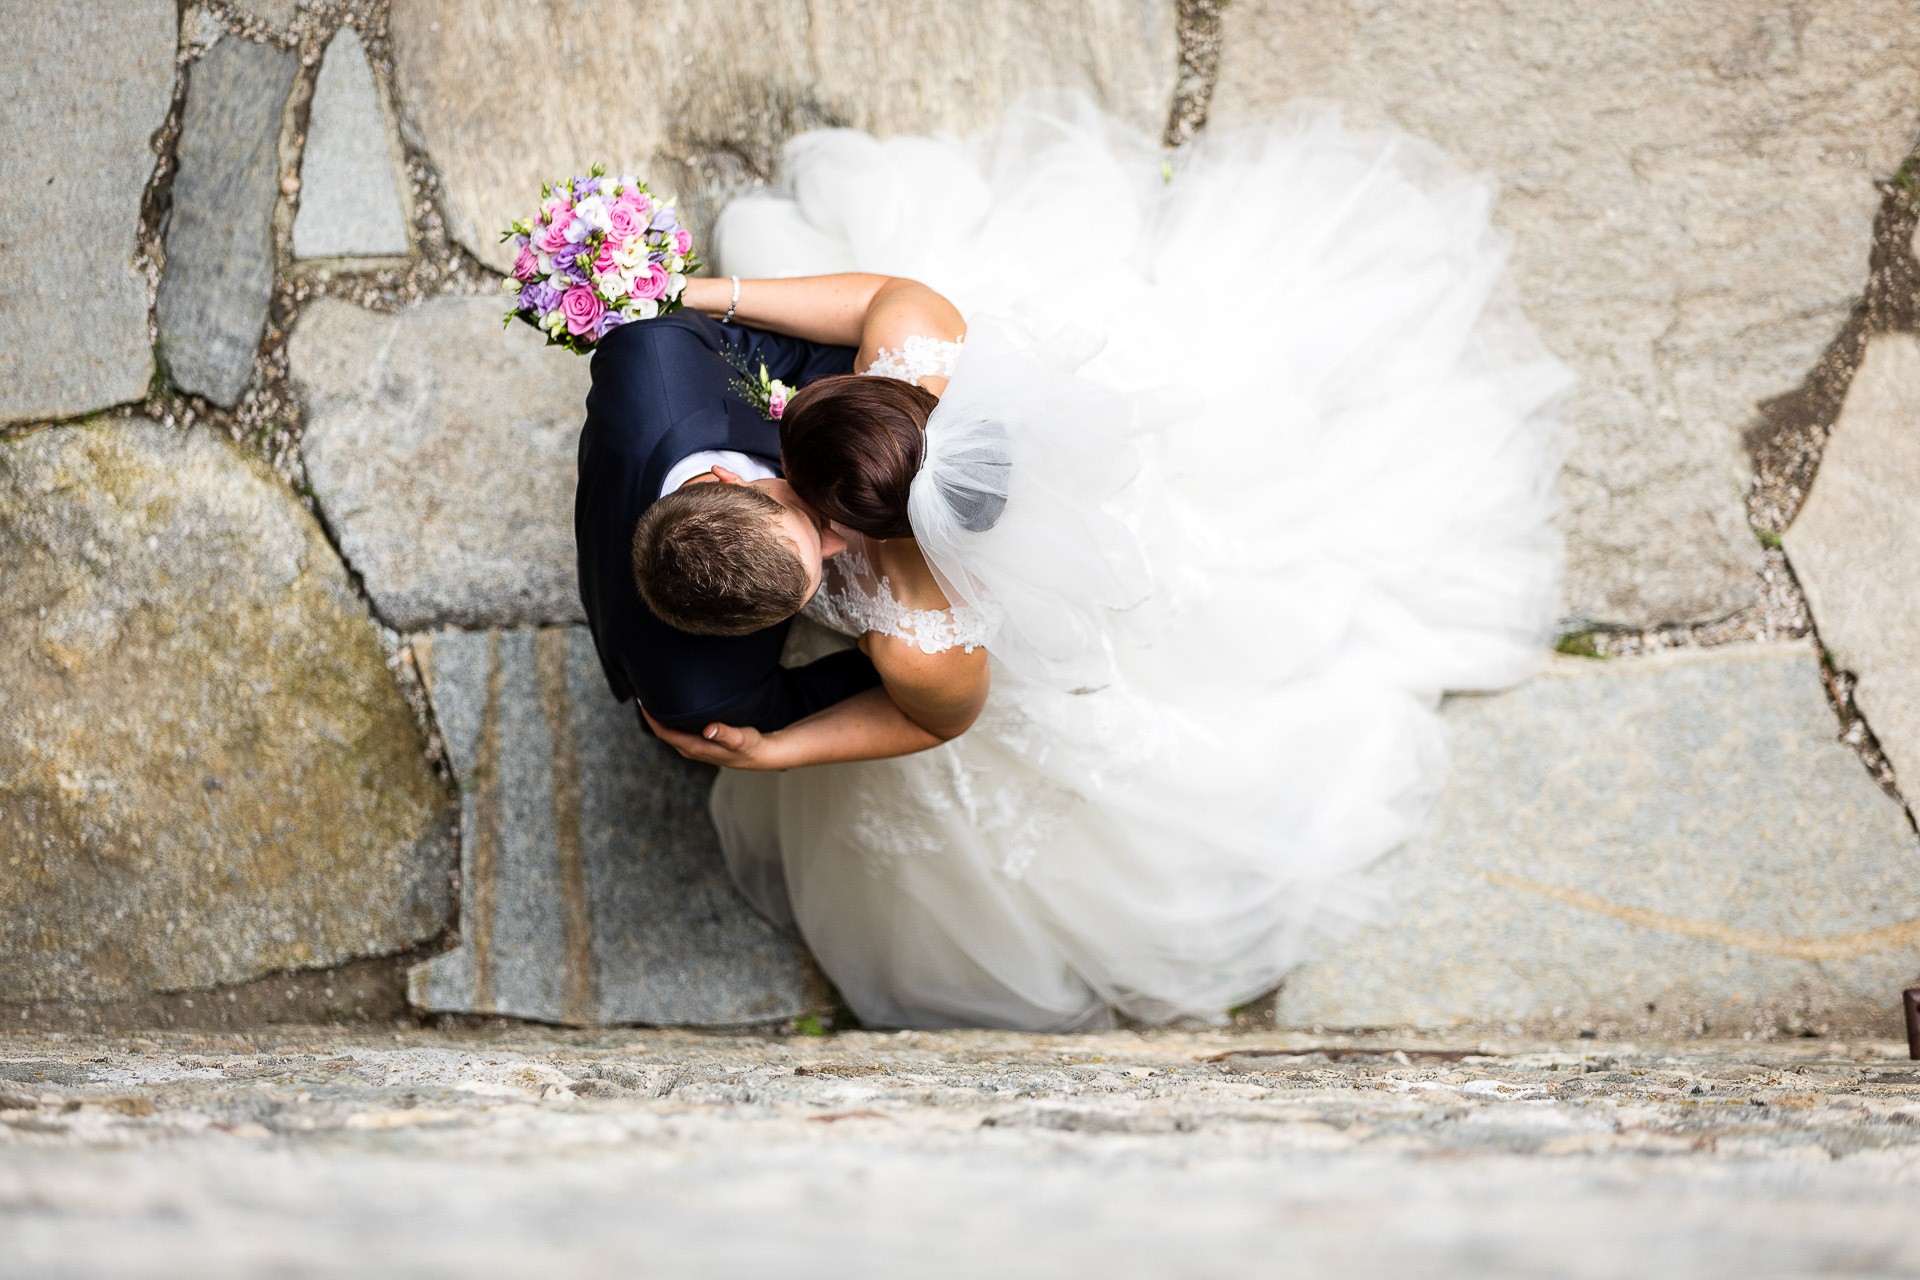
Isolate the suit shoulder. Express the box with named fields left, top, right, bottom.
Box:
left=593, top=310, right=719, bottom=361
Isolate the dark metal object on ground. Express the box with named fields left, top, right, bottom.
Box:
left=1904, top=987, right=1920, bottom=1061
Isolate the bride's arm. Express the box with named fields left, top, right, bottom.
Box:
left=645, top=643, right=989, bottom=770
left=682, top=273, right=963, bottom=360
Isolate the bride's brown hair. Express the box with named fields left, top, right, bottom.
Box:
left=779, top=374, right=935, bottom=540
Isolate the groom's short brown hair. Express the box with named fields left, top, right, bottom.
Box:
left=631, top=484, right=808, bottom=636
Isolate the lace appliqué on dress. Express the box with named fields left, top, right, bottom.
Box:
left=864, top=335, right=964, bottom=386
left=804, top=541, right=999, bottom=656
left=847, top=740, right=1077, bottom=883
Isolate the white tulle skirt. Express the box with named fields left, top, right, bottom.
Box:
left=709, top=95, right=1570, bottom=1030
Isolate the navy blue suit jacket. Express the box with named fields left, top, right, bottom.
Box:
left=575, top=311, right=880, bottom=734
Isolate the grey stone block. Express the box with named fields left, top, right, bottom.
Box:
left=0, top=0, right=174, bottom=424
left=0, top=420, right=454, bottom=1003
left=388, top=0, right=1177, bottom=271
left=1211, top=0, right=1920, bottom=627
left=409, top=627, right=821, bottom=1026
left=156, top=37, right=297, bottom=407
left=1786, top=333, right=1920, bottom=795
left=287, top=296, right=587, bottom=631
left=1277, top=644, right=1920, bottom=1036
left=293, top=29, right=410, bottom=260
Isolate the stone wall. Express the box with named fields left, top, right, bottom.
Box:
left=2, top=0, right=1916, bottom=1035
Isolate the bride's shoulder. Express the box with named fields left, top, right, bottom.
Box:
left=859, top=280, right=966, bottom=387
left=818, top=536, right=994, bottom=660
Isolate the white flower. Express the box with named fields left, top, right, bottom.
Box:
left=571, top=194, right=613, bottom=233
left=666, top=272, right=686, bottom=298
left=631, top=297, right=659, bottom=321
left=501, top=277, right=522, bottom=293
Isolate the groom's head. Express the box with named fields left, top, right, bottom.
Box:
left=631, top=468, right=846, bottom=636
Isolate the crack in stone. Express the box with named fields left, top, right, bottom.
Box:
left=1481, top=872, right=1920, bottom=961
left=534, top=628, right=599, bottom=1027
left=466, top=628, right=506, bottom=1013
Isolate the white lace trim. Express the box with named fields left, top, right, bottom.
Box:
left=804, top=541, right=1000, bottom=656
left=864, top=335, right=964, bottom=386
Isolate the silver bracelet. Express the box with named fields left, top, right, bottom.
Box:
left=721, top=275, right=740, bottom=324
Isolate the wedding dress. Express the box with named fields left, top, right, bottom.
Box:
left=708, top=95, right=1570, bottom=1030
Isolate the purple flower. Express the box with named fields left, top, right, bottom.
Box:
left=520, top=280, right=561, bottom=314
left=574, top=176, right=601, bottom=196
left=595, top=310, right=629, bottom=340
left=649, top=207, right=678, bottom=233
left=553, top=246, right=593, bottom=284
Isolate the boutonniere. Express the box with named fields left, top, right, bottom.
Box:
left=726, top=353, right=796, bottom=421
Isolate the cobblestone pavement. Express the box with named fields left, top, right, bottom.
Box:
left=3, top=1027, right=1918, bottom=1278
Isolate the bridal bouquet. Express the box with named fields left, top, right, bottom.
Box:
left=499, top=165, right=698, bottom=354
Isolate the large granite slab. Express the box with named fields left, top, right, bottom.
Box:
left=1277, top=644, right=1920, bottom=1036
left=292, top=28, right=411, bottom=260
left=388, top=0, right=1177, bottom=272
left=408, top=627, right=821, bottom=1026
left=1786, top=333, right=1920, bottom=793
left=1210, top=0, right=1920, bottom=629
left=0, top=421, right=454, bottom=1003
left=0, top=0, right=174, bottom=424
left=156, top=36, right=297, bottom=407
left=287, top=296, right=586, bottom=631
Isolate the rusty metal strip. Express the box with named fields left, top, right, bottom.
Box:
left=536, top=628, right=598, bottom=1026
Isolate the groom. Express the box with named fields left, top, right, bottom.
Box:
left=575, top=309, right=878, bottom=734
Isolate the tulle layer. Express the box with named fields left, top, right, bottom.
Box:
left=711, top=94, right=1570, bottom=1030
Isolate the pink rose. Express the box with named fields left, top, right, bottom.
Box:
left=534, top=217, right=572, bottom=254
left=673, top=227, right=692, bottom=256
left=617, top=191, right=652, bottom=222
left=606, top=204, right=642, bottom=240
left=768, top=387, right=789, bottom=420
left=592, top=240, right=618, bottom=274
left=630, top=262, right=669, bottom=300
left=512, top=245, right=539, bottom=281
left=560, top=285, right=605, bottom=336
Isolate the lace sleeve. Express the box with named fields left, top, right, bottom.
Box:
left=864, top=335, right=964, bottom=387
left=803, top=543, right=1000, bottom=655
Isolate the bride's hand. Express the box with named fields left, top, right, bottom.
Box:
left=642, top=709, right=788, bottom=771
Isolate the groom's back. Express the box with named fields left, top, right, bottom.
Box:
left=573, top=311, right=873, bottom=733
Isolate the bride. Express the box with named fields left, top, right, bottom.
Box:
left=645, top=95, right=1569, bottom=1031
